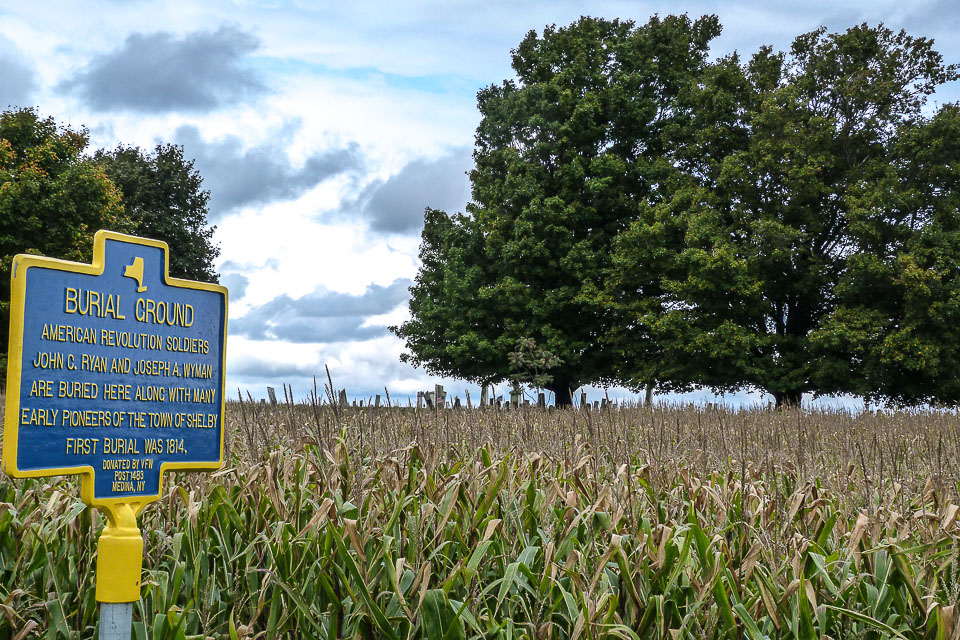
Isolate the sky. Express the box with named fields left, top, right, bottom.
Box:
left=1, top=0, right=958, bottom=409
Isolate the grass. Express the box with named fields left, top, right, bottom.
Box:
left=1, top=395, right=959, bottom=638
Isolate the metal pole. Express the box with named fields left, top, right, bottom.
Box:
left=99, top=602, right=132, bottom=639
left=96, top=502, right=141, bottom=640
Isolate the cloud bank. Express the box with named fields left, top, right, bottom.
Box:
left=0, top=37, right=35, bottom=108
left=220, top=272, right=250, bottom=301
left=174, top=124, right=363, bottom=219
left=61, top=25, right=265, bottom=112
left=230, top=278, right=412, bottom=343
left=357, top=147, right=472, bottom=233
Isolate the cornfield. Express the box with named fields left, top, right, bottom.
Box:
left=1, top=395, right=959, bottom=639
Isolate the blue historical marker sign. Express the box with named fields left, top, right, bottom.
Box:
left=2, top=230, right=228, bottom=506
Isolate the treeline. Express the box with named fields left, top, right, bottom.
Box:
left=0, top=107, right=219, bottom=372
left=394, top=16, right=960, bottom=407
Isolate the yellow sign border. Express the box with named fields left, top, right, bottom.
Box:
left=1, top=229, right=229, bottom=511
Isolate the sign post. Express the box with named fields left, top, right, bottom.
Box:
left=2, top=230, right=228, bottom=638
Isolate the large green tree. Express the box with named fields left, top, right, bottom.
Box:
left=94, top=144, right=220, bottom=283
left=810, top=102, right=960, bottom=405
left=394, top=207, right=502, bottom=382
left=0, top=108, right=128, bottom=370
left=0, top=109, right=221, bottom=377
left=395, top=15, right=722, bottom=405
left=607, top=24, right=960, bottom=406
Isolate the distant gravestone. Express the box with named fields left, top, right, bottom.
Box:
left=435, top=384, right=446, bottom=409
left=266, top=386, right=278, bottom=405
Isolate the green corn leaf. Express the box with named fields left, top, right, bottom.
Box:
left=713, top=572, right=738, bottom=634
left=495, top=561, right=521, bottom=612
left=421, top=589, right=465, bottom=640
left=822, top=604, right=910, bottom=639
left=330, top=523, right=400, bottom=640
left=466, top=540, right=493, bottom=574
left=228, top=610, right=239, bottom=640
left=473, top=461, right=509, bottom=528
left=815, top=510, right=839, bottom=550
left=733, top=602, right=770, bottom=640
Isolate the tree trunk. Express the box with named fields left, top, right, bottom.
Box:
left=644, top=383, right=654, bottom=407
left=549, top=381, right=575, bottom=408
left=772, top=390, right=803, bottom=409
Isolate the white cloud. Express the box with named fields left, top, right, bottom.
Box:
left=218, top=207, right=418, bottom=293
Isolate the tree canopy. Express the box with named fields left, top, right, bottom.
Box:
left=0, top=108, right=128, bottom=372
left=398, top=18, right=960, bottom=407
left=607, top=23, right=960, bottom=406
left=394, top=15, right=722, bottom=405
left=0, top=108, right=220, bottom=376
left=95, top=144, right=220, bottom=283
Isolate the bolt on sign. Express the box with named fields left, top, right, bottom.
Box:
left=2, top=230, right=227, bottom=605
